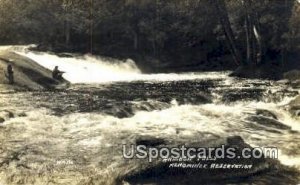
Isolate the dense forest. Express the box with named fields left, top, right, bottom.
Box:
left=0, top=0, right=300, bottom=75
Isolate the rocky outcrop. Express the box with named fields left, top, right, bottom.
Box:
left=230, top=64, right=283, bottom=80
left=0, top=50, right=69, bottom=90
left=135, top=136, right=167, bottom=147
left=255, top=109, right=278, bottom=120
left=283, top=70, right=300, bottom=81
left=283, top=70, right=300, bottom=88
left=118, top=136, right=299, bottom=184
left=281, top=69, right=300, bottom=117
left=247, top=115, right=291, bottom=130
left=176, top=93, right=212, bottom=105
left=288, top=96, right=300, bottom=117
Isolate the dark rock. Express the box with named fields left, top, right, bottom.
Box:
left=18, top=112, right=27, bottom=117
left=265, top=90, right=299, bottom=103
left=0, top=117, right=4, bottom=123
left=158, top=96, right=173, bottom=103
left=247, top=116, right=291, bottom=130
left=283, top=70, right=300, bottom=88
left=288, top=96, right=300, bottom=117
left=0, top=110, right=14, bottom=120
left=0, top=50, right=70, bottom=90
left=283, top=70, right=300, bottom=82
left=119, top=136, right=290, bottom=185
left=226, top=136, right=245, bottom=146
left=133, top=101, right=171, bottom=113
left=137, top=102, right=156, bottom=111
left=222, top=89, right=264, bottom=103
left=244, top=119, right=283, bottom=134
left=4, top=110, right=14, bottom=118
left=230, top=64, right=282, bottom=80
left=136, top=136, right=166, bottom=147
left=176, top=93, right=212, bottom=105
left=290, top=106, right=300, bottom=117
left=106, top=106, right=134, bottom=119
left=56, top=53, right=74, bottom=58
left=256, top=109, right=277, bottom=120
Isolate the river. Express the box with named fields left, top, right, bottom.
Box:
left=0, top=48, right=299, bottom=184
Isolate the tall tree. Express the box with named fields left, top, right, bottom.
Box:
left=242, top=0, right=263, bottom=65
left=211, top=0, right=241, bottom=65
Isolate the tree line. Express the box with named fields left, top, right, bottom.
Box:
left=0, top=0, right=299, bottom=71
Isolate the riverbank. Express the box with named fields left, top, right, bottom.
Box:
left=0, top=50, right=69, bottom=90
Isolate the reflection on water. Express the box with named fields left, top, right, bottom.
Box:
left=0, top=71, right=299, bottom=184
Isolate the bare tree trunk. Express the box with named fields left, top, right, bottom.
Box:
left=253, top=11, right=263, bottom=64
left=89, top=0, right=94, bottom=54
left=63, top=0, right=74, bottom=48
left=245, top=15, right=251, bottom=64
left=152, top=40, right=156, bottom=56
left=212, top=0, right=241, bottom=65
left=243, top=0, right=263, bottom=65
left=253, top=25, right=262, bottom=64
left=244, top=0, right=255, bottom=65
left=133, top=31, right=139, bottom=50
left=65, top=21, right=70, bottom=46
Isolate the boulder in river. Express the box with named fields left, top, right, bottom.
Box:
left=230, top=62, right=283, bottom=80
left=118, top=136, right=298, bottom=184
left=247, top=115, right=291, bottom=130
left=288, top=96, right=300, bottom=117
left=255, top=109, right=278, bottom=120
left=283, top=69, right=300, bottom=82
left=283, top=70, right=300, bottom=88
left=230, top=64, right=283, bottom=80
left=0, top=110, right=14, bottom=119
left=104, top=105, right=134, bottom=119
left=176, top=93, right=212, bottom=105
left=136, top=136, right=167, bottom=147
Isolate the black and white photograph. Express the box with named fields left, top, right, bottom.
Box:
left=0, top=0, right=300, bottom=184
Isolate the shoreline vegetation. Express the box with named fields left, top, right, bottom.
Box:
left=0, top=1, right=300, bottom=184
left=0, top=0, right=299, bottom=117
left=0, top=0, right=299, bottom=78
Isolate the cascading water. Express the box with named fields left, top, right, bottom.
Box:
left=18, top=50, right=141, bottom=83
left=16, top=48, right=229, bottom=83
left=0, top=47, right=299, bottom=184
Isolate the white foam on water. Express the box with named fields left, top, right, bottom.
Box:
left=279, top=152, right=300, bottom=170
left=18, top=51, right=142, bottom=83
left=1, top=45, right=300, bottom=183
left=1, top=90, right=300, bottom=184
left=15, top=49, right=229, bottom=83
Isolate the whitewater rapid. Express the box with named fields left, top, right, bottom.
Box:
left=0, top=46, right=299, bottom=184
left=15, top=49, right=228, bottom=83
